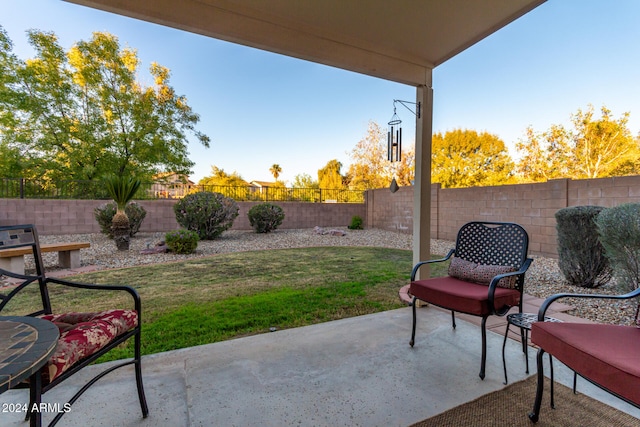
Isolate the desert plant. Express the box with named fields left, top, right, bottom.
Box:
left=104, top=175, right=141, bottom=250
left=247, top=203, right=285, bottom=233
left=555, top=205, right=611, bottom=288
left=596, top=203, right=640, bottom=294
left=94, top=202, right=147, bottom=238
left=165, top=229, right=199, bottom=254
left=348, top=215, right=364, bottom=230
left=173, top=191, right=239, bottom=240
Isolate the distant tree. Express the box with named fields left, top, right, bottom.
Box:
left=318, top=159, right=345, bottom=189
left=431, top=129, right=515, bottom=188
left=516, top=105, right=640, bottom=181
left=347, top=121, right=391, bottom=190
left=198, top=166, right=248, bottom=187
left=0, top=27, right=209, bottom=183
left=394, top=144, right=415, bottom=186
left=291, top=173, right=318, bottom=189
left=269, top=164, right=282, bottom=181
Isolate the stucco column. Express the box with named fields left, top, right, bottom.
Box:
left=413, top=80, right=433, bottom=276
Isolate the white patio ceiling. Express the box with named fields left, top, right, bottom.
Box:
left=64, top=0, right=545, bottom=86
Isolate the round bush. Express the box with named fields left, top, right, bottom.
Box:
left=247, top=203, right=285, bottom=233
left=173, top=192, right=239, bottom=240
left=555, top=205, right=611, bottom=288
left=165, top=229, right=199, bottom=254
left=94, top=202, right=147, bottom=239
left=348, top=215, right=363, bottom=230
left=596, top=203, right=640, bottom=293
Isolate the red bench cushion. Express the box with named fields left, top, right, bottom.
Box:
left=531, top=322, right=640, bottom=405
left=40, top=309, right=138, bottom=383
left=410, top=276, right=521, bottom=316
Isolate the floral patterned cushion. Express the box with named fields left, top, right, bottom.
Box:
left=40, top=309, right=138, bottom=383
left=448, top=256, right=518, bottom=289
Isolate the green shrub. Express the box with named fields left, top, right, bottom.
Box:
left=348, top=215, right=364, bottom=230
left=596, top=203, right=640, bottom=293
left=94, top=202, right=147, bottom=238
left=173, top=191, right=239, bottom=240
left=555, top=205, right=611, bottom=288
left=247, top=203, right=285, bottom=233
left=165, top=229, right=199, bottom=254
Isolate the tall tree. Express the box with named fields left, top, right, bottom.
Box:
left=347, top=121, right=391, bottom=190
left=318, top=159, right=345, bottom=189
left=517, top=105, right=640, bottom=181
left=0, top=27, right=209, bottom=183
left=269, top=164, right=282, bottom=181
left=431, top=129, right=515, bottom=188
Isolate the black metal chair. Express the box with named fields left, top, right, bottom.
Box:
left=409, top=221, right=532, bottom=379
left=0, top=224, right=148, bottom=427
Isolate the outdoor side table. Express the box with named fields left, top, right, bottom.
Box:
left=0, top=316, right=59, bottom=427
left=501, top=313, right=563, bottom=407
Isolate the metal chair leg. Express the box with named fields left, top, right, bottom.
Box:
left=479, top=316, right=487, bottom=380
left=409, top=296, right=417, bottom=347
left=528, top=348, right=546, bottom=423
left=451, top=311, right=456, bottom=329
left=135, top=330, right=149, bottom=417
left=502, top=322, right=510, bottom=384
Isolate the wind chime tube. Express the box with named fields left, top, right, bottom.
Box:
left=387, top=129, right=392, bottom=161
left=398, top=127, right=402, bottom=162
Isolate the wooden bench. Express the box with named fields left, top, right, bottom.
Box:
left=0, top=242, right=90, bottom=274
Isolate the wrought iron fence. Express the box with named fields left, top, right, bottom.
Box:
left=0, top=178, right=364, bottom=203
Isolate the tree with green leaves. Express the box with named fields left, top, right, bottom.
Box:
left=0, top=27, right=209, bottom=186
left=291, top=173, right=318, bottom=189
left=198, top=166, right=248, bottom=187
left=431, top=129, right=515, bottom=188
left=516, top=105, right=640, bottom=182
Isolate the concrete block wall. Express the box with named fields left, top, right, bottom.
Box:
left=365, top=175, right=640, bottom=258
left=0, top=198, right=365, bottom=236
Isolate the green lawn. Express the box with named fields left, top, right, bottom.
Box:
left=4, top=247, right=449, bottom=361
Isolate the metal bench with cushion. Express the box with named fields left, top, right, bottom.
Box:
left=528, top=288, right=640, bottom=423
left=409, top=221, right=532, bottom=379
left=0, top=224, right=148, bottom=427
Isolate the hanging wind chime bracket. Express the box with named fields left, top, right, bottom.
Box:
left=387, top=99, right=420, bottom=193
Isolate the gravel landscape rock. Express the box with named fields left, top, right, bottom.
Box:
left=29, top=228, right=638, bottom=326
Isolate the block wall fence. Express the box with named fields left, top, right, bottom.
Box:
left=365, top=175, right=640, bottom=258
left=0, top=199, right=366, bottom=236
left=2, top=175, right=639, bottom=258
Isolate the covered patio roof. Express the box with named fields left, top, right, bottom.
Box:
left=64, top=0, right=547, bottom=264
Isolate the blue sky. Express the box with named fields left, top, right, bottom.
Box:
left=2, top=0, right=639, bottom=184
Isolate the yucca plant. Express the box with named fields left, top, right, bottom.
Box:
left=104, top=174, right=142, bottom=250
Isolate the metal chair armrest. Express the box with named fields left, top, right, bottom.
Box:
left=537, top=287, right=640, bottom=321
left=410, top=249, right=455, bottom=280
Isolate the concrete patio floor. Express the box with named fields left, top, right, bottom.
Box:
left=2, top=304, right=639, bottom=426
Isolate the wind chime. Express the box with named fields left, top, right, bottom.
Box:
left=387, top=99, right=420, bottom=193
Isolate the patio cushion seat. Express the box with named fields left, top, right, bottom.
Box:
left=410, top=276, right=521, bottom=316
left=531, top=322, right=640, bottom=406
left=41, top=309, right=138, bottom=383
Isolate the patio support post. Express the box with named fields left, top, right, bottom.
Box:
left=412, top=78, right=433, bottom=278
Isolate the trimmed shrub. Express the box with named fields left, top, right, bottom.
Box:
left=555, top=205, right=611, bottom=288
left=348, top=215, right=364, bottom=230
left=165, top=229, right=199, bottom=254
left=94, top=202, right=147, bottom=238
left=247, top=203, right=285, bottom=233
left=596, top=203, right=640, bottom=293
left=173, top=191, right=239, bottom=240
